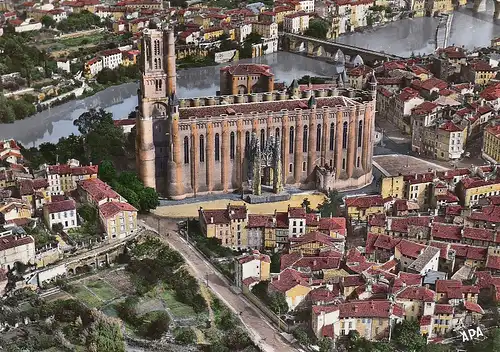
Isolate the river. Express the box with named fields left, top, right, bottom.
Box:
left=1, top=6, right=499, bottom=146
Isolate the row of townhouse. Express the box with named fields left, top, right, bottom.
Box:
left=199, top=204, right=346, bottom=252
left=84, top=49, right=140, bottom=77
left=0, top=155, right=138, bottom=272
left=375, top=165, right=500, bottom=210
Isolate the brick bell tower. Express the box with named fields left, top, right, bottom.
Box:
left=136, top=28, right=180, bottom=196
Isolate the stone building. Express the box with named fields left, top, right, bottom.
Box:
left=219, top=64, right=275, bottom=95
left=135, top=28, right=377, bottom=199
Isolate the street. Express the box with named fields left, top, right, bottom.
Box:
left=140, top=217, right=298, bottom=352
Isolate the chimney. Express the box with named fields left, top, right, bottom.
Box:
left=210, top=217, right=213, bottom=224
left=313, top=259, right=317, bottom=266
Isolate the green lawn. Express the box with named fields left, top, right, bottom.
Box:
left=161, top=289, right=197, bottom=319
left=86, top=279, right=121, bottom=301
left=70, top=284, right=102, bottom=308
left=60, top=33, right=108, bottom=47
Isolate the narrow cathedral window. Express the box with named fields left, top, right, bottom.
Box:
left=303, top=125, right=308, bottom=153
left=358, top=120, right=363, bottom=148
left=245, top=131, right=250, bottom=152
left=260, top=129, right=265, bottom=151
left=184, top=136, right=189, bottom=164
left=316, top=124, right=321, bottom=152
left=330, top=124, right=335, bottom=151
left=357, top=156, right=361, bottom=168
left=199, top=135, right=205, bottom=162
left=342, top=122, right=348, bottom=149
left=289, top=127, right=294, bottom=154
left=154, top=40, right=160, bottom=55
left=230, top=132, right=235, bottom=160
left=215, top=133, right=220, bottom=161
left=342, top=158, right=346, bottom=170
left=276, top=128, right=280, bottom=141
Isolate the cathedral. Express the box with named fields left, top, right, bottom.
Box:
left=135, top=28, right=377, bottom=200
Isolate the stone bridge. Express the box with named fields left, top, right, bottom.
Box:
left=473, top=0, right=500, bottom=18
left=279, top=32, right=402, bottom=63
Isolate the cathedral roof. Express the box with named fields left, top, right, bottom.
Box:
left=179, top=96, right=359, bottom=119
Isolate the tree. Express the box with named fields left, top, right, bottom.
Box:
left=304, top=19, right=329, bottom=39
left=0, top=95, right=16, bottom=123
left=301, top=198, right=312, bottom=213
left=141, top=311, right=170, bottom=339
left=292, top=327, right=310, bottom=345
left=74, top=108, right=113, bottom=136
left=52, top=223, right=64, bottom=234
left=85, top=313, right=125, bottom=352
left=175, top=327, right=196, bottom=345
left=138, top=187, right=159, bottom=213
left=98, top=160, right=117, bottom=183
left=318, top=189, right=342, bottom=217
left=268, top=292, right=288, bottom=315
left=221, top=327, right=252, bottom=350
left=216, top=308, right=237, bottom=331
left=41, top=15, right=56, bottom=28
left=392, top=320, right=426, bottom=352
left=318, top=337, right=334, bottom=352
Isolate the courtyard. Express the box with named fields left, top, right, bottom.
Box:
left=153, top=192, right=327, bottom=218
left=373, top=154, right=449, bottom=177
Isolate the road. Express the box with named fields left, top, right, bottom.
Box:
left=140, top=217, right=298, bottom=352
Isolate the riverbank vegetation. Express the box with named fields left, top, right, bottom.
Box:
left=0, top=94, right=37, bottom=123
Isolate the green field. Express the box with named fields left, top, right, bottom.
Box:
left=71, top=284, right=102, bottom=308
left=161, top=289, right=197, bottom=319
left=59, top=33, right=109, bottom=47
left=86, top=279, right=121, bottom=301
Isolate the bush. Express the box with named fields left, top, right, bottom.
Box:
left=175, top=327, right=196, bottom=345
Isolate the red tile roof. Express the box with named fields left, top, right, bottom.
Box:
left=247, top=214, right=274, bottom=228
left=339, top=300, right=404, bottom=319
left=396, top=286, right=435, bottom=302
left=99, top=201, right=137, bottom=218
left=396, top=239, right=426, bottom=258
left=412, top=101, right=438, bottom=115
left=79, top=178, right=121, bottom=203
left=429, top=241, right=450, bottom=259
left=44, top=199, right=75, bottom=214
left=431, top=223, right=462, bottom=241
left=0, top=235, right=33, bottom=251
left=461, top=176, right=500, bottom=190
left=342, top=275, right=365, bottom=287
left=439, top=120, right=463, bottom=133
left=180, top=96, right=351, bottom=120
left=345, top=195, right=384, bottom=209
left=290, top=231, right=337, bottom=248
left=481, top=82, right=500, bottom=101
left=398, top=87, right=421, bottom=102
left=414, top=77, right=448, bottom=92
left=309, top=287, right=340, bottom=304
left=434, top=304, right=453, bottom=314
left=47, top=164, right=98, bottom=176
left=435, top=280, right=461, bottom=293
left=463, top=227, right=495, bottom=242
left=318, top=217, right=346, bottom=235
left=420, top=315, right=432, bottom=326
left=269, top=268, right=310, bottom=293
left=288, top=206, right=306, bottom=218
left=464, top=301, right=484, bottom=314
left=399, top=272, right=423, bottom=286
left=487, top=255, right=500, bottom=270
left=389, top=216, right=432, bottom=233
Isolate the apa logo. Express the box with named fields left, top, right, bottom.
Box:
left=459, top=327, right=484, bottom=342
